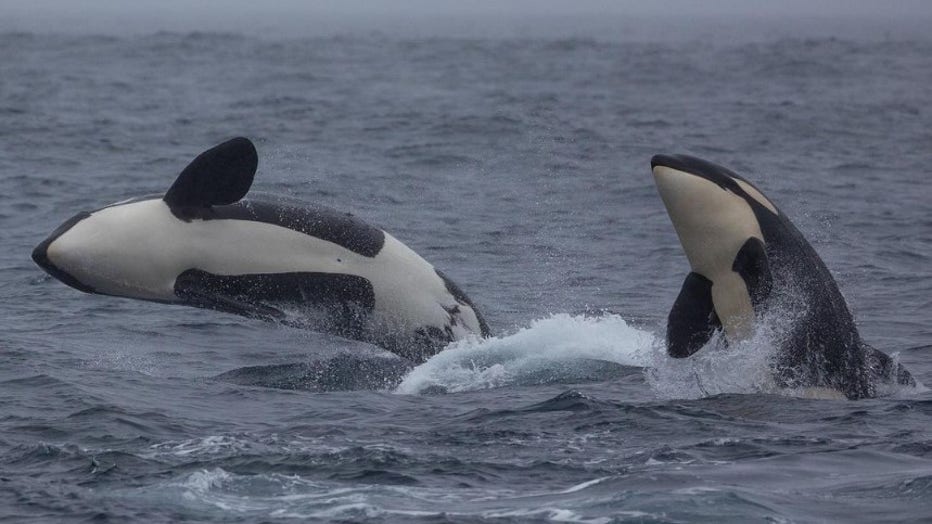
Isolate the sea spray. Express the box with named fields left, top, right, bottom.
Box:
left=396, top=313, right=656, bottom=394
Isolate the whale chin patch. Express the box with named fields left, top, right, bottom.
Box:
left=32, top=211, right=99, bottom=294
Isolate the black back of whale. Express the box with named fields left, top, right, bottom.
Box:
left=178, top=197, right=387, bottom=257
left=655, top=154, right=914, bottom=399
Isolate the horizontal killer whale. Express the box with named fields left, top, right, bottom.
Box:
left=651, top=154, right=914, bottom=399
left=32, top=137, right=490, bottom=362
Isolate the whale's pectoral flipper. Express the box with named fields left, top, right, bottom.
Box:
left=732, top=237, right=773, bottom=309
left=174, top=270, right=376, bottom=332
left=174, top=269, right=287, bottom=321
left=164, top=137, right=258, bottom=210
left=667, top=272, right=722, bottom=358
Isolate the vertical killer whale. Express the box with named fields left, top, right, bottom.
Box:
left=651, top=154, right=914, bottom=399
left=32, top=137, right=490, bottom=362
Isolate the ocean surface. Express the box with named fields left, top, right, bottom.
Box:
left=2, top=13, right=932, bottom=523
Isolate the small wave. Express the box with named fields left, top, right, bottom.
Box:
left=142, top=433, right=347, bottom=462
left=396, top=313, right=656, bottom=394
left=482, top=507, right=615, bottom=523
left=159, top=466, right=638, bottom=522
left=560, top=476, right=612, bottom=494
left=165, top=467, right=452, bottom=519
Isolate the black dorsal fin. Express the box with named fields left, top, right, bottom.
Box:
left=164, top=137, right=258, bottom=210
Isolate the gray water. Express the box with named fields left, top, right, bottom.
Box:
left=2, top=14, right=932, bottom=523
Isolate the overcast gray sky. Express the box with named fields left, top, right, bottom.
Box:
left=2, top=0, right=931, bottom=39
left=5, top=0, right=932, bottom=16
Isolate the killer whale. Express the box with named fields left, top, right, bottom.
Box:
left=651, top=154, right=914, bottom=399
left=32, top=137, right=490, bottom=362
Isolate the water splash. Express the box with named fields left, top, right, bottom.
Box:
left=645, top=328, right=781, bottom=400
left=642, top=296, right=816, bottom=400
left=396, top=313, right=656, bottom=394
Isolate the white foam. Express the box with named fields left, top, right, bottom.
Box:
left=181, top=468, right=232, bottom=493
left=560, top=476, right=612, bottom=494
left=151, top=435, right=250, bottom=457
left=483, top=507, right=613, bottom=523
left=673, top=486, right=722, bottom=496
left=395, top=313, right=657, bottom=394
left=143, top=434, right=347, bottom=461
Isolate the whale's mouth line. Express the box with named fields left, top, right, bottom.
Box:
left=32, top=211, right=99, bottom=294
